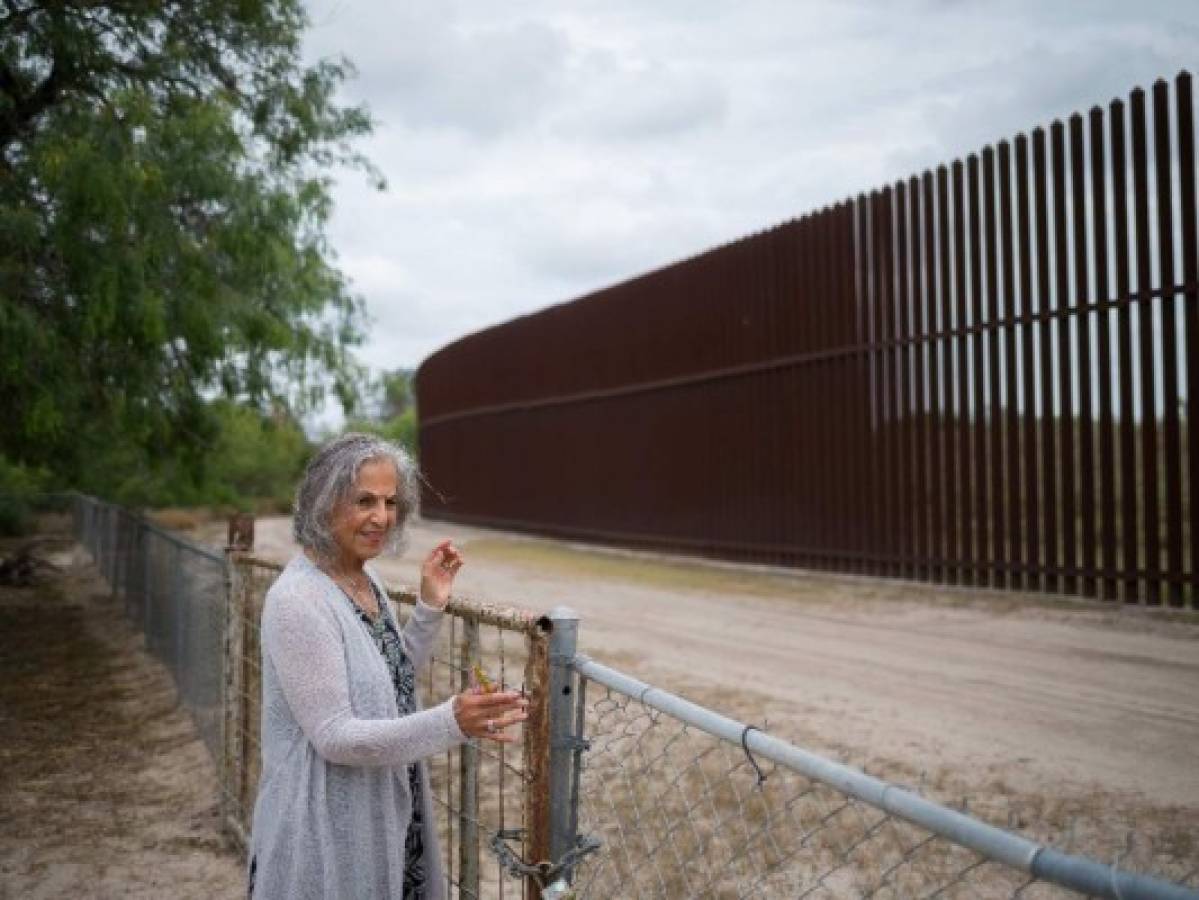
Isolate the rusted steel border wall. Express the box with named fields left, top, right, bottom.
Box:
left=417, top=72, right=1198, bottom=608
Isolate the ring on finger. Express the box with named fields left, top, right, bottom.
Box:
left=485, top=718, right=497, bottom=735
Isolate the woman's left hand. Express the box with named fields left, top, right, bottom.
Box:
left=420, top=539, right=463, bottom=609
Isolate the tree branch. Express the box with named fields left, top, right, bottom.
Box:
left=0, top=1, right=37, bottom=34
left=0, top=7, right=73, bottom=151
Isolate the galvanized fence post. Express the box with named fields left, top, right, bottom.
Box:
left=546, top=606, right=582, bottom=892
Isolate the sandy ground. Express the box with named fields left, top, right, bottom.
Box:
left=250, top=515, right=1199, bottom=879
left=254, top=516, right=1199, bottom=800
left=0, top=525, right=244, bottom=899
left=2, top=512, right=1196, bottom=896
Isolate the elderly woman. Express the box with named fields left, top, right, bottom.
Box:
left=248, top=433, right=527, bottom=899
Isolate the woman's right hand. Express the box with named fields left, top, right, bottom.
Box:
left=452, top=689, right=529, bottom=743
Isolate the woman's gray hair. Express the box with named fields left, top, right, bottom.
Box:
left=293, top=432, right=419, bottom=561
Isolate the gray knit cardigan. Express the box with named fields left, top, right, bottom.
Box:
left=248, top=553, right=466, bottom=899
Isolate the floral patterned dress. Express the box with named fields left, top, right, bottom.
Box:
left=343, top=582, right=428, bottom=899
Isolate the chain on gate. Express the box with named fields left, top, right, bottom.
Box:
left=488, top=828, right=602, bottom=899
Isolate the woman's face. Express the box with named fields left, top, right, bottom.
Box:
left=330, top=458, right=400, bottom=567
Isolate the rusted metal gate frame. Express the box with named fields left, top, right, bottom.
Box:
left=219, top=553, right=555, bottom=899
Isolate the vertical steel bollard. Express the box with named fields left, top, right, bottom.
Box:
left=459, top=618, right=480, bottom=898
left=547, top=607, right=580, bottom=885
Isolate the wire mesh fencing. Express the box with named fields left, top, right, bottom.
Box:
left=220, top=554, right=275, bottom=847
left=415, top=593, right=551, bottom=900
left=74, top=494, right=228, bottom=761
left=564, top=657, right=1199, bottom=900
left=71, top=494, right=557, bottom=898
left=221, top=554, right=553, bottom=899
left=63, top=495, right=1199, bottom=898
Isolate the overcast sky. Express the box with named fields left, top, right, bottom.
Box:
left=301, top=0, right=1199, bottom=411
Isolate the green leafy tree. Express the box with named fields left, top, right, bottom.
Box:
left=377, top=368, right=414, bottom=420
left=205, top=400, right=309, bottom=511
left=347, top=368, right=418, bottom=457
left=0, top=1, right=377, bottom=488
left=0, top=455, right=48, bottom=534
left=59, top=398, right=310, bottom=511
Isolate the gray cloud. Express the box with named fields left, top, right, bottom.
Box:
left=880, top=29, right=1199, bottom=179
left=308, top=4, right=569, bottom=137
left=300, top=0, right=1199, bottom=421
left=552, top=52, right=729, bottom=141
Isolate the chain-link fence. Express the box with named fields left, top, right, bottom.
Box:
left=561, top=656, right=1199, bottom=900
left=75, top=494, right=228, bottom=761
left=70, top=495, right=556, bottom=899
left=417, top=594, right=551, bottom=900
left=222, top=553, right=553, bottom=899
left=64, top=495, right=1198, bottom=899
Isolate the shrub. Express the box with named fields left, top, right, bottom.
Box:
left=0, top=457, right=48, bottom=536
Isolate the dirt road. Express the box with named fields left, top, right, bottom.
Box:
left=5, top=513, right=1193, bottom=897
left=0, top=530, right=243, bottom=899
left=251, top=515, right=1199, bottom=874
